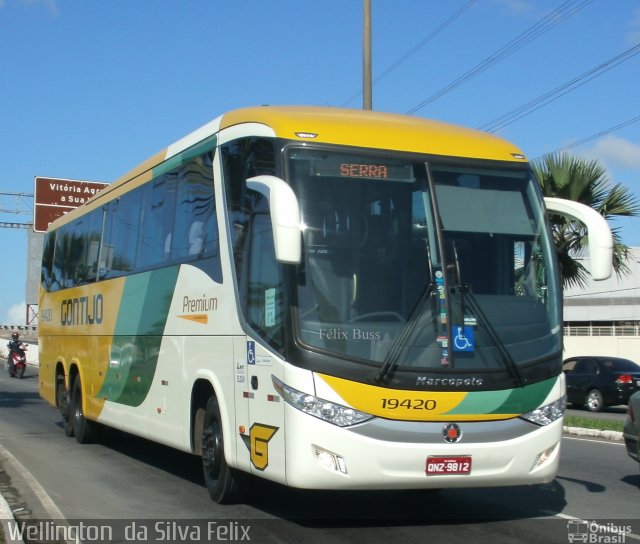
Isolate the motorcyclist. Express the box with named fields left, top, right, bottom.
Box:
left=7, top=332, right=25, bottom=375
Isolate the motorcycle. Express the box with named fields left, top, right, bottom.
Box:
left=6, top=342, right=27, bottom=379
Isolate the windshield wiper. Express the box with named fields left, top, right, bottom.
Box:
left=459, top=284, right=524, bottom=388
left=374, top=282, right=436, bottom=384
left=375, top=240, right=438, bottom=384
left=448, top=241, right=524, bottom=388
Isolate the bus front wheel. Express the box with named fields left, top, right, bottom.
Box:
left=201, top=396, right=246, bottom=504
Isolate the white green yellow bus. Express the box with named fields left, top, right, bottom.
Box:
left=38, top=106, right=613, bottom=503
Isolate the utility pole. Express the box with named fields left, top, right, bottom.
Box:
left=363, top=0, right=372, bottom=110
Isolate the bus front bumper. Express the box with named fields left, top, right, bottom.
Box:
left=283, top=407, right=562, bottom=490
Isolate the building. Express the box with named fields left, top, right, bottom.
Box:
left=563, top=248, right=640, bottom=360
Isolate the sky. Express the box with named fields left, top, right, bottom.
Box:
left=0, top=0, right=639, bottom=324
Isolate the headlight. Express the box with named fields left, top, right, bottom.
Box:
left=272, top=376, right=373, bottom=427
left=520, top=395, right=566, bottom=426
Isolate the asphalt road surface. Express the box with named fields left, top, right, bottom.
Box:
left=0, top=364, right=638, bottom=544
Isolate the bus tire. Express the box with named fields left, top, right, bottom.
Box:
left=56, top=373, right=73, bottom=437
left=201, top=396, right=246, bottom=504
left=70, top=376, right=98, bottom=444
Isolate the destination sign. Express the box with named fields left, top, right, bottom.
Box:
left=340, top=163, right=390, bottom=178
left=289, top=149, right=416, bottom=182
left=313, top=159, right=413, bottom=182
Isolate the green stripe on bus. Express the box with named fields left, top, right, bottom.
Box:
left=153, top=134, right=217, bottom=178
left=98, top=266, right=180, bottom=406
left=446, top=377, right=556, bottom=416
left=490, top=377, right=557, bottom=415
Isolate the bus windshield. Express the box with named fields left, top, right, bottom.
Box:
left=289, top=147, right=561, bottom=375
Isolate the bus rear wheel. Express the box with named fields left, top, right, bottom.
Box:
left=56, top=373, right=73, bottom=437
left=201, top=396, right=246, bottom=504
left=69, top=376, right=99, bottom=444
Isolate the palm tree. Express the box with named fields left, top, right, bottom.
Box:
left=532, top=153, right=640, bottom=289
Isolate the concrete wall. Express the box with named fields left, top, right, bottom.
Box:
left=563, top=335, right=640, bottom=361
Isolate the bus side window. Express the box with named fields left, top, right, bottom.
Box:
left=41, top=231, right=56, bottom=291
left=66, top=217, right=92, bottom=287
left=173, top=166, right=212, bottom=259
left=137, top=175, right=176, bottom=270
left=223, top=137, right=276, bottom=286
left=171, top=151, right=221, bottom=279
left=53, top=228, right=69, bottom=289
left=247, top=212, right=285, bottom=351
left=85, top=209, right=102, bottom=282
left=102, top=191, right=142, bottom=278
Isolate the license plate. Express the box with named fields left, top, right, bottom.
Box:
left=426, top=456, right=472, bottom=475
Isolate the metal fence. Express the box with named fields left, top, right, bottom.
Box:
left=0, top=325, right=37, bottom=341
left=564, top=325, right=640, bottom=337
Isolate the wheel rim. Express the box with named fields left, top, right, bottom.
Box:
left=587, top=391, right=602, bottom=410
left=72, top=384, right=82, bottom=431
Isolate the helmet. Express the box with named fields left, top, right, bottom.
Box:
left=11, top=332, right=19, bottom=340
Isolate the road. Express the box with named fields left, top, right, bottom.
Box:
left=566, top=404, right=629, bottom=422
left=0, top=365, right=638, bottom=544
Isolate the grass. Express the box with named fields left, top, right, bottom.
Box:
left=564, top=414, right=624, bottom=433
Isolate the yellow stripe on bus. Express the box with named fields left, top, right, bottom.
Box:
left=318, top=373, right=469, bottom=421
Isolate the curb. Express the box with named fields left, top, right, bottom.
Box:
left=0, top=492, right=25, bottom=544
left=563, top=425, right=624, bottom=442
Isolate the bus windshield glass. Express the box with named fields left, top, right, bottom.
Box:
left=288, top=147, right=561, bottom=374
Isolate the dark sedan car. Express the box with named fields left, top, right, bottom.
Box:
left=623, top=391, right=639, bottom=469
left=562, top=356, right=640, bottom=412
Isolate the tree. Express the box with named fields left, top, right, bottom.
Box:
left=532, top=153, right=640, bottom=289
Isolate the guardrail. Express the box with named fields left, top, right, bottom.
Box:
left=564, top=325, right=640, bottom=337
left=0, top=324, right=636, bottom=339
left=0, top=325, right=38, bottom=341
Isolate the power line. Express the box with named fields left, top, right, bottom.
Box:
left=340, top=0, right=477, bottom=108
left=0, top=209, right=33, bottom=215
left=565, top=285, right=640, bottom=297
left=532, top=114, right=640, bottom=162
left=405, top=0, right=595, bottom=115
left=0, top=222, right=32, bottom=229
left=479, top=43, right=640, bottom=133
left=0, top=191, right=34, bottom=215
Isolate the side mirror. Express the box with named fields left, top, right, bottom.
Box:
left=246, top=175, right=302, bottom=264
left=544, top=197, right=613, bottom=280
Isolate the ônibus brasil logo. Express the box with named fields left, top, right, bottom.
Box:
left=567, top=520, right=632, bottom=543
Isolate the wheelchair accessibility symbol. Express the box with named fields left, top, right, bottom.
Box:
left=453, top=326, right=475, bottom=352
left=247, top=341, right=256, bottom=365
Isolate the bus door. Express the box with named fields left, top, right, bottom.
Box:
left=230, top=198, right=287, bottom=480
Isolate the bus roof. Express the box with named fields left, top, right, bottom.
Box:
left=48, top=106, right=528, bottom=231
left=220, top=106, right=527, bottom=161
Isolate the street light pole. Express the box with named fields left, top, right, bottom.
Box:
left=363, top=0, right=372, bottom=110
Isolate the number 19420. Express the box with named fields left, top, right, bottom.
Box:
left=381, top=398, right=437, bottom=410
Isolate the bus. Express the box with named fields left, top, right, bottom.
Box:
left=38, top=106, right=613, bottom=503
